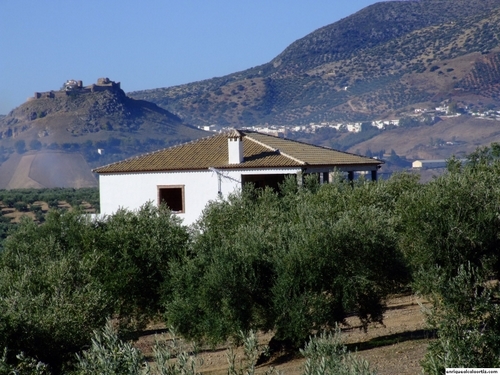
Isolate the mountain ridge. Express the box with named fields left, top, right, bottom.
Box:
left=129, top=0, right=500, bottom=126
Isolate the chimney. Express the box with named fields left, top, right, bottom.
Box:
left=227, top=129, right=243, bottom=164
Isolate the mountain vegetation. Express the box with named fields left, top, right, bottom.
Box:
left=130, top=0, right=500, bottom=126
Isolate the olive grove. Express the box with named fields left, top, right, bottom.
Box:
left=1, top=146, right=500, bottom=373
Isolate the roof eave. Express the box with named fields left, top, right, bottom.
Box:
left=94, top=160, right=383, bottom=174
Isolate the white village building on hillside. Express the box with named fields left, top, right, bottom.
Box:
left=412, top=159, right=448, bottom=169
left=93, top=130, right=383, bottom=225
left=412, top=159, right=467, bottom=169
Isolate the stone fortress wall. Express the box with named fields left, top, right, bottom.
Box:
left=27, top=78, right=121, bottom=101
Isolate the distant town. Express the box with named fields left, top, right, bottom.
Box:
left=199, top=102, right=500, bottom=137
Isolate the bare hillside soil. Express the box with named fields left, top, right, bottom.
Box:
left=0, top=151, right=97, bottom=189
left=135, top=295, right=432, bottom=375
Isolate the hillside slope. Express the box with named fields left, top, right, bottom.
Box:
left=0, top=79, right=207, bottom=188
left=130, top=0, right=500, bottom=126
left=0, top=151, right=97, bottom=189
left=347, top=116, right=500, bottom=159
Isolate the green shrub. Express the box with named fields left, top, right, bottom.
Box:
left=418, top=264, right=500, bottom=373
left=14, top=140, right=26, bottom=154
left=74, top=321, right=145, bottom=375
left=150, top=327, right=202, bottom=375
left=13, top=201, right=28, bottom=212
left=398, top=145, right=500, bottom=372
left=0, top=349, right=51, bottom=375
left=30, top=204, right=42, bottom=213
left=227, top=330, right=276, bottom=375
left=398, top=153, right=500, bottom=279
left=75, top=324, right=204, bottom=375
left=96, top=203, right=190, bottom=328
left=30, top=139, right=42, bottom=150
left=301, top=328, right=376, bottom=375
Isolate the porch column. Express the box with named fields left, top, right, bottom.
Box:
left=371, top=170, right=378, bottom=181
left=296, top=171, right=303, bottom=187
left=329, top=170, right=337, bottom=183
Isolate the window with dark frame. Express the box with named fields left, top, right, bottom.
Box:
left=158, top=186, right=184, bottom=213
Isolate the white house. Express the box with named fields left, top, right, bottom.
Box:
left=93, top=130, right=383, bottom=225
left=412, top=159, right=448, bottom=169
left=346, top=123, right=362, bottom=133
left=412, top=159, right=467, bottom=169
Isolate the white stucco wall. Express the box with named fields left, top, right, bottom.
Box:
left=98, top=167, right=300, bottom=226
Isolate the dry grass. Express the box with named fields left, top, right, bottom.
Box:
left=134, top=294, right=432, bottom=375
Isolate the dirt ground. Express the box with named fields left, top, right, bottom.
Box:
left=135, top=294, right=432, bottom=375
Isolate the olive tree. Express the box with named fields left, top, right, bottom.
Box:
left=0, top=218, right=112, bottom=372
left=167, top=176, right=409, bottom=348
left=397, top=147, right=500, bottom=371
left=0, top=203, right=189, bottom=372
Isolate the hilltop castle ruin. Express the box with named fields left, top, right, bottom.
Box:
left=28, top=78, right=121, bottom=101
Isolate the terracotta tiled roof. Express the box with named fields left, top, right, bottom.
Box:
left=93, top=130, right=382, bottom=173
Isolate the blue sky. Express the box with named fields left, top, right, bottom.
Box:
left=0, top=0, right=379, bottom=114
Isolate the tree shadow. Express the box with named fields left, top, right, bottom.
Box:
left=260, top=329, right=436, bottom=367
left=345, top=329, right=436, bottom=352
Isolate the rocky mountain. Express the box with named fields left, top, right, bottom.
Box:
left=130, top=0, right=500, bottom=127
left=0, top=78, right=207, bottom=188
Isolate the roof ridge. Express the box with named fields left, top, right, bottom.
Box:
left=275, top=150, right=307, bottom=165
left=226, top=128, right=242, bottom=138
left=243, top=132, right=305, bottom=165
left=242, top=131, right=309, bottom=165
left=243, top=133, right=277, bottom=152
